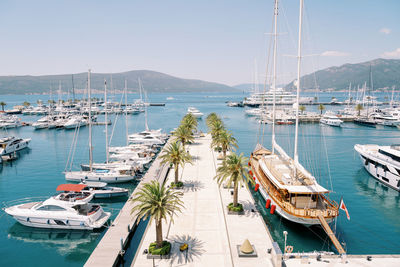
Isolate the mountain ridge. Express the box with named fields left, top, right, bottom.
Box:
left=0, top=70, right=237, bottom=95
left=285, top=58, right=400, bottom=91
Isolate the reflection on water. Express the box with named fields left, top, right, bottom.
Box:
left=355, top=169, right=400, bottom=222
left=7, top=223, right=101, bottom=256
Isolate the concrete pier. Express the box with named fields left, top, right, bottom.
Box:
left=132, top=135, right=277, bottom=267
left=84, top=140, right=172, bottom=267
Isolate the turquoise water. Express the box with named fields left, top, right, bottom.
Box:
left=0, top=92, right=399, bottom=266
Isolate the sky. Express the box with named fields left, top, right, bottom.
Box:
left=0, top=0, right=399, bottom=86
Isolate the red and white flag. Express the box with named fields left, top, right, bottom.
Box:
left=339, top=197, right=350, bottom=220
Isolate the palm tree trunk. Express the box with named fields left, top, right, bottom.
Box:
left=174, top=163, right=179, bottom=183
left=233, top=181, right=238, bottom=207
left=155, top=218, right=163, bottom=248
left=223, top=149, right=226, bottom=158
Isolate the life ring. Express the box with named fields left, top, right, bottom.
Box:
left=285, top=245, right=293, bottom=253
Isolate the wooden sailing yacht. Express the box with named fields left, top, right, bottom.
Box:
left=249, top=0, right=339, bottom=226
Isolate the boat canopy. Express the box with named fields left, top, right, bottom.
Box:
left=284, top=184, right=330, bottom=194
left=56, top=184, right=87, bottom=192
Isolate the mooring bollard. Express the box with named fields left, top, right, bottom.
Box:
left=128, top=224, right=131, bottom=232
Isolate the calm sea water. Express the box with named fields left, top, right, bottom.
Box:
left=0, top=91, right=399, bottom=266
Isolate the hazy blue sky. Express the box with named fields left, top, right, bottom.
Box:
left=0, top=0, right=399, bottom=86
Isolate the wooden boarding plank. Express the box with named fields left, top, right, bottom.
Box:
left=317, top=214, right=345, bottom=255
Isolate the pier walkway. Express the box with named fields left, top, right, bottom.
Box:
left=84, top=139, right=172, bottom=267
left=132, top=135, right=276, bottom=267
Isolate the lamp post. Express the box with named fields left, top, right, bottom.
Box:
left=283, top=231, right=288, bottom=257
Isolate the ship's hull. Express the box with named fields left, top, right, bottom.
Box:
left=355, top=145, right=400, bottom=192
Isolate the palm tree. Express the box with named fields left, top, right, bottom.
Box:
left=36, top=100, right=42, bottom=105
left=355, top=104, right=363, bottom=116
left=318, top=104, right=325, bottom=115
left=214, top=153, right=254, bottom=208
left=299, top=105, right=306, bottom=114
left=0, top=101, right=6, bottom=111
left=209, top=119, right=225, bottom=139
left=211, top=129, right=238, bottom=158
left=181, top=113, right=197, bottom=134
left=173, top=125, right=194, bottom=148
left=23, top=101, right=30, bottom=107
left=131, top=180, right=184, bottom=248
left=206, top=112, right=219, bottom=129
left=160, top=141, right=192, bottom=184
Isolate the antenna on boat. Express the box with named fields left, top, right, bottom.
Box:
left=88, top=69, right=93, bottom=171
left=271, top=0, right=279, bottom=154
left=125, top=79, right=129, bottom=146
left=293, top=0, right=304, bottom=173
left=104, top=79, right=109, bottom=164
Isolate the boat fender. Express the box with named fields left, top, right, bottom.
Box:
left=66, top=220, right=69, bottom=224
left=270, top=205, right=276, bottom=214
left=47, top=219, right=50, bottom=224
left=99, top=178, right=101, bottom=181
left=266, top=199, right=271, bottom=209
left=115, top=177, right=118, bottom=181
left=26, top=217, right=30, bottom=222
left=255, top=184, right=260, bottom=192
left=249, top=170, right=253, bottom=176
left=85, top=176, right=88, bottom=180
left=285, top=246, right=293, bottom=253
left=80, top=222, right=84, bottom=226
left=248, top=161, right=251, bottom=166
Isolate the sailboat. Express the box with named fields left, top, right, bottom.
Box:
left=249, top=0, right=339, bottom=226
left=64, top=70, right=135, bottom=183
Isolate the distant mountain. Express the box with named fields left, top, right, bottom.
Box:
left=0, top=70, right=237, bottom=95
left=285, top=58, right=400, bottom=91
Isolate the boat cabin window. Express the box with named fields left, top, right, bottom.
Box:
left=38, top=205, right=66, bottom=211
left=379, top=149, right=400, bottom=162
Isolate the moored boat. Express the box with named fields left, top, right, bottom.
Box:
left=354, top=144, right=400, bottom=191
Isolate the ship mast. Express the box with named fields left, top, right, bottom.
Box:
left=125, top=79, right=129, bottom=146
left=104, top=79, right=109, bottom=163
left=294, top=0, right=304, bottom=171
left=271, top=0, right=279, bottom=153
left=88, top=70, right=93, bottom=171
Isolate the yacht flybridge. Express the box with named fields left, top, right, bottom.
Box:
left=249, top=0, right=339, bottom=227
left=354, top=144, right=400, bottom=191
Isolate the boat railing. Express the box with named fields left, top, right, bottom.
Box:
left=281, top=201, right=338, bottom=218
left=2, top=196, right=47, bottom=208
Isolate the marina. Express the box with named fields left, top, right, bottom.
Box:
left=1, top=0, right=400, bottom=266
left=1, top=92, right=400, bottom=266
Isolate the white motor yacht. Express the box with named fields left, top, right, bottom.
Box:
left=354, top=144, right=400, bottom=191
left=0, top=115, right=22, bottom=128
left=65, top=167, right=135, bottom=183
left=320, top=112, right=343, bottom=127
left=3, top=195, right=110, bottom=230
left=79, top=181, right=129, bottom=198
left=64, top=115, right=87, bottom=129
left=187, top=107, right=203, bottom=118
left=128, top=135, right=165, bottom=146
left=0, top=136, right=31, bottom=156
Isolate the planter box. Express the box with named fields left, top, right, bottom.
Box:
left=227, top=207, right=244, bottom=215
left=146, top=253, right=171, bottom=259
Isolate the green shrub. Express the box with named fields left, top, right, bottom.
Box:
left=228, top=202, right=243, bottom=212
left=149, top=241, right=171, bottom=255
left=171, top=181, right=184, bottom=188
